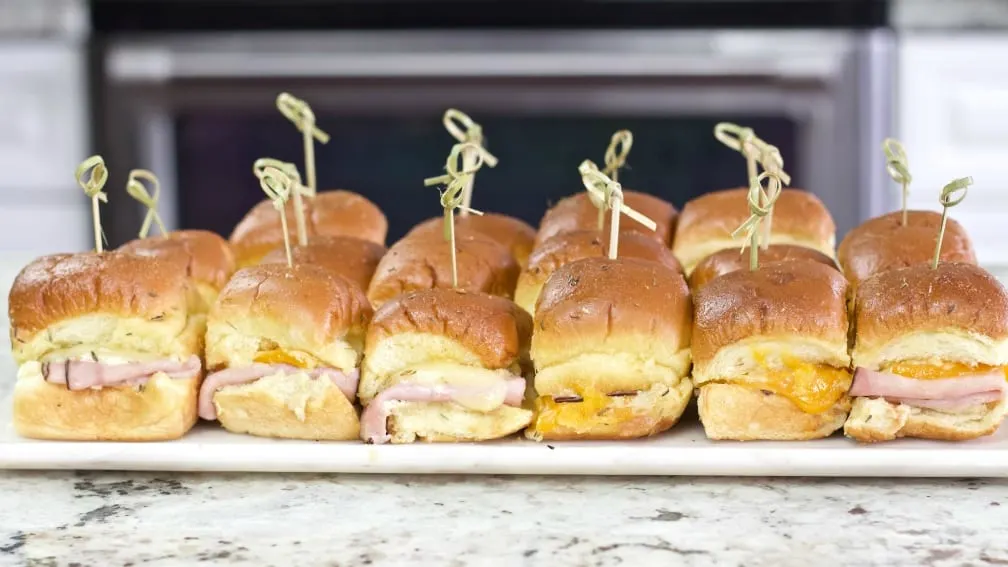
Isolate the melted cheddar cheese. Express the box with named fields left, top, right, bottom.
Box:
left=253, top=349, right=321, bottom=369
left=720, top=353, right=852, bottom=414
left=882, top=361, right=1007, bottom=380
left=531, top=386, right=636, bottom=434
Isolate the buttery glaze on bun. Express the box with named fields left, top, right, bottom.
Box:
left=844, top=263, right=1008, bottom=442
left=528, top=257, right=693, bottom=440
left=203, top=263, right=373, bottom=440
left=9, top=252, right=202, bottom=441
left=359, top=289, right=534, bottom=444
left=260, top=235, right=387, bottom=292
left=692, top=260, right=851, bottom=440
left=672, top=188, right=836, bottom=274
left=119, top=229, right=237, bottom=313
left=366, top=232, right=520, bottom=308
left=837, top=210, right=976, bottom=289
left=408, top=214, right=536, bottom=269
left=688, top=244, right=838, bottom=290
left=534, top=191, right=677, bottom=248
left=229, top=190, right=388, bottom=267
left=514, top=230, right=682, bottom=316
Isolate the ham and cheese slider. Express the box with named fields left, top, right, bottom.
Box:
left=688, top=244, right=837, bottom=290
left=366, top=231, right=519, bottom=308
left=199, top=263, right=372, bottom=440
left=119, top=230, right=236, bottom=315
left=358, top=289, right=533, bottom=444
left=672, top=188, right=835, bottom=275
left=526, top=257, right=693, bottom=440
left=693, top=260, right=852, bottom=440
left=260, top=235, right=386, bottom=292
left=844, top=263, right=1008, bottom=442
left=837, top=211, right=976, bottom=291
left=9, top=253, right=203, bottom=440
left=407, top=213, right=536, bottom=269
left=533, top=191, right=677, bottom=248
left=514, top=230, right=681, bottom=317
left=229, top=190, right=388, bottom=267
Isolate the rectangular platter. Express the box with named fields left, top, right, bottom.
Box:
left=2, top=393, right=1006, bottom=477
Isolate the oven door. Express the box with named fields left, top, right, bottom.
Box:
left=98, top=30, right=894, bottom=245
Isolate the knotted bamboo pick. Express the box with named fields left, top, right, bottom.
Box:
left=276, top=93, right=329, bottom=244
left=578, top=160, right=657, bottom=259
left=599, top=129, right=633, bottom=229
left=731, top=169, right=784, bottom=271
left=256, top=165, right=295, bottom=268
left=76, top=156, right=109, bottom=253
left=253, top=157, right=311, bottom=246
left=932, top=176, right=971, bottom=269
left=423, top=142, right=487, bottom=288
left=882, top=138, right=912, bottom=226
left=126, top=169, right=167, bottom=238
left=442, top=109, right=498, bottom=217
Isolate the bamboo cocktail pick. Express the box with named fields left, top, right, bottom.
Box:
left=442, top=109, right=499, bottom=216
left=755, top=143, right=788, bottom=250
left=882, top=138, right=913, bottom=226
left=932, top=176, right=972, bottom=269
left=423, top=142, right=488, bottom=288
left=256, top=165, right=295, bottom=268
left=276, top=93, right=330, bottom=245
left=578, top=160, right=657, bottom=259
left=599, top=130, right=633, bottom=229
left=126, top=169, right=167, bottom=239
left=731, top=169, right=784, bottom=271
left=76, top=156, right=109, bottom=253
left=253, top=158, right=311, bottom=246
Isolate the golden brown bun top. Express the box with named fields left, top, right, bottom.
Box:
left=535, top=256, right=692, bottom=351
left=855, top=262, right=1008, bottom=345
left=689, top=244, right=838, bottom=290
left=366, top=232, right=520, bottom=307
left=692, top=259, right=849, bottom=365
left=212, top=263, right=373, bottom=344
left=837, top=210, right=976, bottom=288
left=367, top=288, right=533, bottom=369
left=228, top=190, right=388, bottom=266
left=408, top=213, right=536, bottom=262
left=673, top=188, right=835, bottom=247
left=260, top=235, right=387, bottom=292
left=8, top=252, right=190, bottom=339
left=119, top=230, right=236, bottom=290
left=526, top=230, right=682, bottom=283
left=534, top=191, right=677, bottom=247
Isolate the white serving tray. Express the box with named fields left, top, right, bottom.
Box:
left=2, top=394, right=1007, bottom=477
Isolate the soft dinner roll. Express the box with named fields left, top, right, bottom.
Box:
left=673, top=188, right=835, bottom=275
left=201, top=263, right=373, bottom=440
left=688, top=244, right=837, bottom=290
left=229, top=190, right=387, bottom=267
left=837, top=210, right=976, bottom=290
left=408, top=213, right=536, bottom=269
left=260, top=235, right=387, bottom=292
left=527, top=256, right=693, bottom=440
left=692, top=260, right=851, bottom=441
left=534, top=191, right=677, bottom=248
left=366, top=231, right=520, bottom=309
left=358, top=288, right=534, bottom=444
left=9, top=252, right=202, bottom=441
left=514, top=230, right=682, bottom=317
left=844, top=262, right=1008, bottom=442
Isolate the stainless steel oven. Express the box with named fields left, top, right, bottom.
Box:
left=96, top=29, right=895, bottom=246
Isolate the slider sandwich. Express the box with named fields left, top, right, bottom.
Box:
left=199, top=263, right=372, bottom=440
left=672, top=188, right=835, bottom=275
left=534, top=191, right=677, bottom=248
left=229, top=190, right=388, bottom=267
left=260, top=235, right=386, bottom=293
left=844, top=262, right=1008, bottom=442
left=837, top=211, right=975, bottom=290
left=10, top=253, right=203, bottom=440
left=526, top=257, right=693, bottom=440
left=514, top=230, right=681, bottom=317
left=692, top=260, right=852, bottom=440
left=357, top=288, right=534, bottom=444
left=408, top=213, right=536, bottom=269
left=689, top=244, right=837, bottom=290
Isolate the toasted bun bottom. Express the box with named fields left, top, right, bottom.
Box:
left=843, top=397, right=1008, bottom=443
left=383, top=401, right=533, bottom=443
left=13, top=374, right=198, bottom=441
left=526, top=380, right=692, bottom=441
left=213, top=372, right=359, bottom=440
left=697, top=383, right=850, bottom=440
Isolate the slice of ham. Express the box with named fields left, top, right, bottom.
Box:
left=42, top=355, right=202, bottom=391
left=850, top=366, right=1008, bottom=410
left=360, top=377, right=526, bottom=444
left=198, top=364, right=360, bottom=421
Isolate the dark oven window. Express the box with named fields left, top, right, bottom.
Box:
left=176, top=113, right=797, bottom=242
